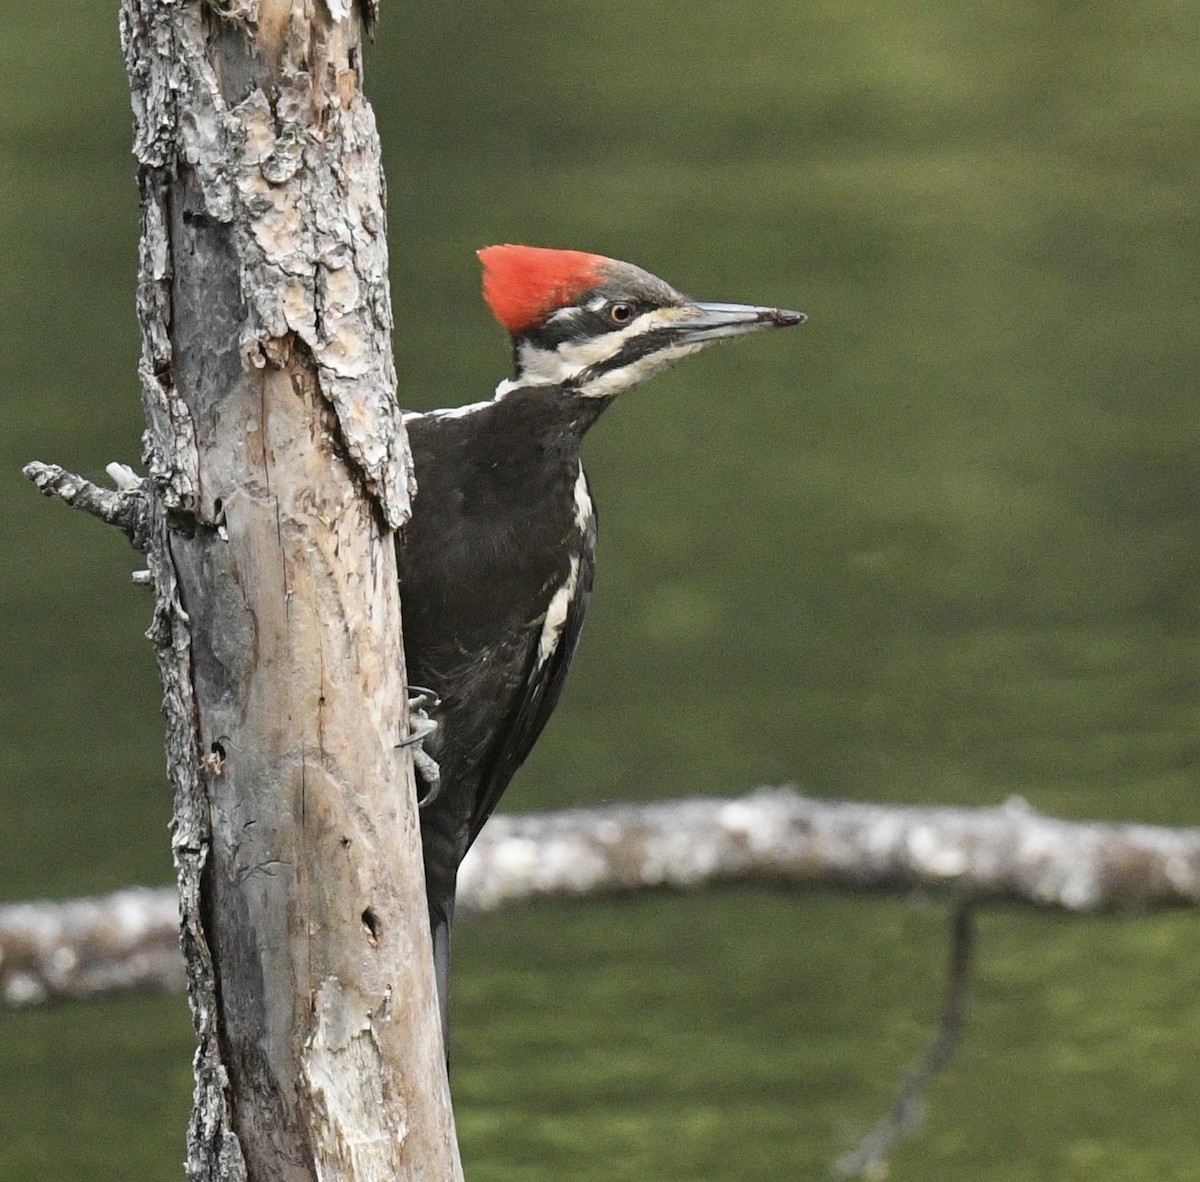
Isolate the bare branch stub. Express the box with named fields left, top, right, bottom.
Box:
left=23, top=462, right=151, bottom=552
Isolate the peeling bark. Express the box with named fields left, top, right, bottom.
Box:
left=101, top=3, right=462, bottom=1179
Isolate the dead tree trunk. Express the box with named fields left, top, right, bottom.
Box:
left=103, top=2, right=462, bottom=1178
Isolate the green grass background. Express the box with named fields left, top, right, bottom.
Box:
left=1, top=2, right=1198, bottom=1177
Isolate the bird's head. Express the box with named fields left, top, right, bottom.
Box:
left=478, top=244, right=804, bottom=400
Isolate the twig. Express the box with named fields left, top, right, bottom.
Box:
left=834, top=904, right=976, bottom=1178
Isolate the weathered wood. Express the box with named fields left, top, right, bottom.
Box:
left=0, top=887, right=184, bottom=1007
left=23, top=462, right=151, bottom=549
left=457, top=787, right=1200, bottom=914
left=8, top=788, right=1200, bottom=1011
left=111, top=2, right=460, bottom=1178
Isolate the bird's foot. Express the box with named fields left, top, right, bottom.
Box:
left=400, top=687, right=442, bottom=808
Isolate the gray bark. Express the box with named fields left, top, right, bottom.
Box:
left=0, top=886, right=184, bottom=1007
left=19, top=3, right=464, bottom=1179
left=459, top=787, right=1200, bottom=914
left=7, top=788, right=1200, bottom=1010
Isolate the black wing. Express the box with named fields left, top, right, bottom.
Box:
left=466, top=515, right=596, bottom=847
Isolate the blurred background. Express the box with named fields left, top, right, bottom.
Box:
left=2, top=1, right=1199, bottom=1178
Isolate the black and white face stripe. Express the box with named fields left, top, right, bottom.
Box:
left=494, top=261, right=804, bottom=402
left=528, top=296, right=667, bottom=349
left=500, top=305, right=707, bottom=399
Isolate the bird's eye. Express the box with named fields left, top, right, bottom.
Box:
left=608, top=302, right=635, bottom=324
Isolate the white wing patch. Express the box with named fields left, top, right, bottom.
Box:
left=536, top=555, right=580, bottom=670
left=403, top=399, right=495, bottom=423
left=573, top=463, right=592, bottom=531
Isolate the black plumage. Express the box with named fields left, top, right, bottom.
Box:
left=394, top=245, right=802, bottom=1058
left=397, top=389, right=606, bottom=1049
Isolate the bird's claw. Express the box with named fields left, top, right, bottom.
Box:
left=400, top=687, right=442, bottom=808
left=404, top=685, right=441, bottom=715
left=412, top=747, right=442, bottom=809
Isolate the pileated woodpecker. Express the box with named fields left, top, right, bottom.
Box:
left=396, top=245, right=803, bottom=1051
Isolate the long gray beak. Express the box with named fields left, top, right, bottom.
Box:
left=673, top=301, right=806, bottom=345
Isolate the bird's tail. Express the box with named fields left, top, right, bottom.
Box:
left=430, top=897, right=454, bottom=1064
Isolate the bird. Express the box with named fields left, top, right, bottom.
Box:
left=395, top=245, right=804, bottom=1055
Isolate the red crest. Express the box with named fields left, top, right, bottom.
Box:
left=477, top=244, right=608, bottom=334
